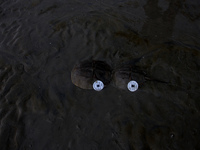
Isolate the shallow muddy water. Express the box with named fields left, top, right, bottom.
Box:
left=0, top=0, right=200, bottom=150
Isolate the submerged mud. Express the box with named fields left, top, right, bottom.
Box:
left=0, top=0, right=200, bottom=150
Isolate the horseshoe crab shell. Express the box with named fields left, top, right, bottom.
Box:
left=71, top=60, right=112, bottom=89
left=113, top=62, right=146, bottom=90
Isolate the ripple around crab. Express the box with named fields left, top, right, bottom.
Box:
left=71, top=60, right=112, bottom=89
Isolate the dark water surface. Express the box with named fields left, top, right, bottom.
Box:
left=0, top=0, right=200, bottom=149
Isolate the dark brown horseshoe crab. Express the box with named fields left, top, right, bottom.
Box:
left=113, top=59, right=168, bottom=91
left=71, top=60, right=112, bottom=89
left=113, top=61, right=146, bottom=90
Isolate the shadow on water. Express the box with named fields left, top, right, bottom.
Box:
left=0, top=0, right=200, bottom=150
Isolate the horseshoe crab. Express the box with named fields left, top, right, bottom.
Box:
left=113, top=61, right=146, bottom=90
left=113, top=59, right=168, bottom=91
left=71, top=60, right=112, bottom=90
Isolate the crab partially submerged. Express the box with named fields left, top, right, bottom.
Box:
left=113, top=59, right=168, bottom=91
left=71, top=60, right=112, bottom=89
left=113, top=60, right=147, bottom=90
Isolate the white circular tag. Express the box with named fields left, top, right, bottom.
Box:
left=93, top=80, right=104, bottom=91
left=127, top=81, right=138, bottom=92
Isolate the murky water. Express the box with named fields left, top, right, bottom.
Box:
left=0, top=0, right=200, bottom=149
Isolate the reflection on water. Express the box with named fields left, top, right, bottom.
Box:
left=0, top=0, right=200, bottom=149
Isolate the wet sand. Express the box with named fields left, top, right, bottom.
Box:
left=0, top=0, right=200, bottom=149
